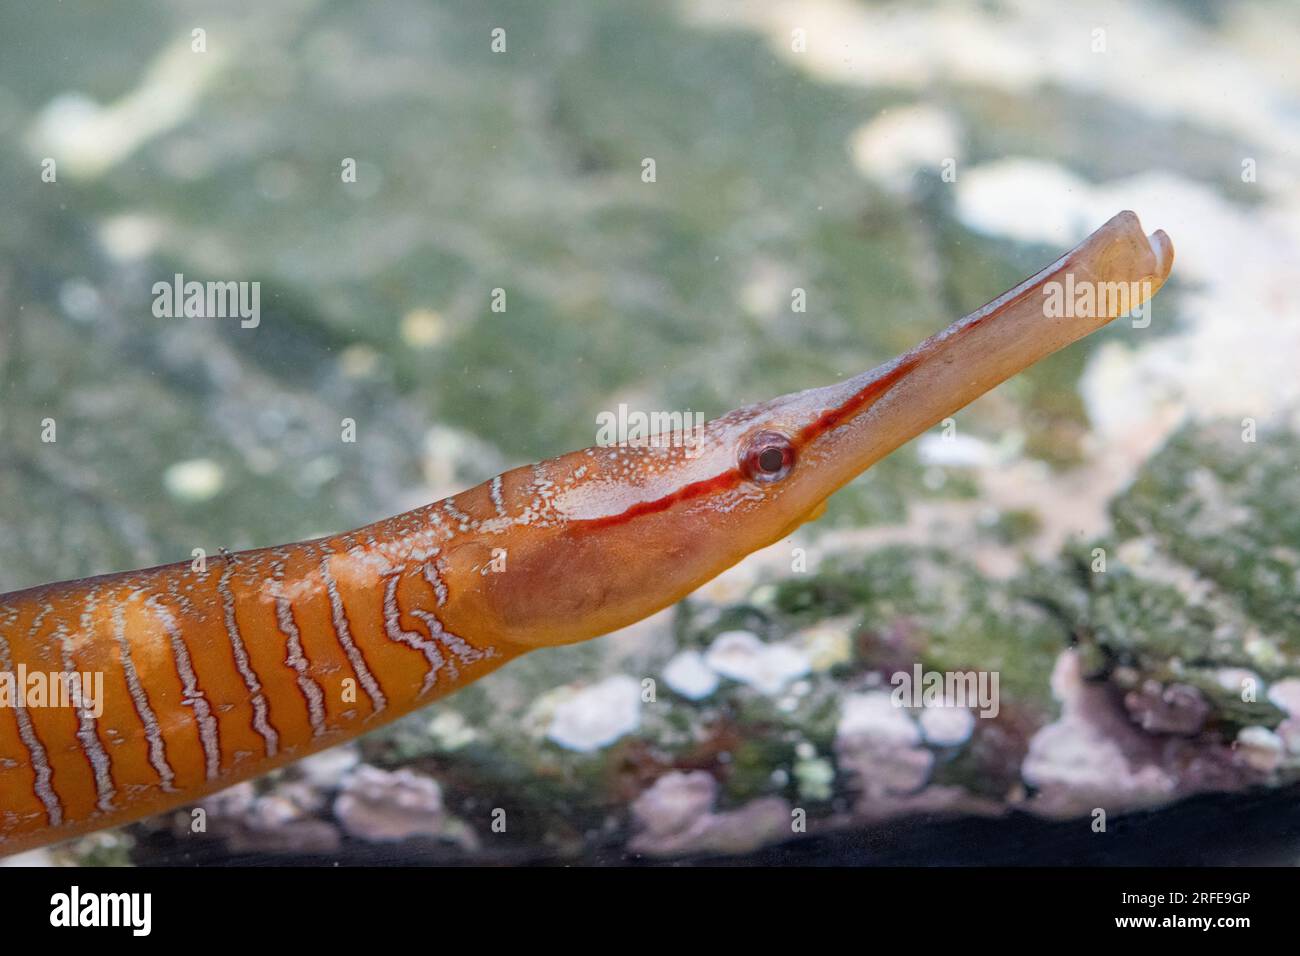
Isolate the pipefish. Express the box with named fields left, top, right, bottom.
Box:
left=0, top=211, right=1173, bottom=855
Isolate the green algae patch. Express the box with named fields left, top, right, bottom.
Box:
left=1111, top=423, right=1300, bottom=656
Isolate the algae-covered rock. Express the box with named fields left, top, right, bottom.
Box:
left=54, top=419, right=1296, bottom=865
left=1111, top=424, right=1300, bottom=654
left=1024, top=422, right=1298, bottom=735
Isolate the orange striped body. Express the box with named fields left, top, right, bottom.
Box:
left=0, top=496, right=518, bottom=854
left=0, top=435, right=802, bottom=855
left=1, top=211, right=1174, bottom=856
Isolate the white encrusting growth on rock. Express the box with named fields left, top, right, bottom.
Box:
left=545, top=675, right=642, bottom=752
left=332, top=765, right=476, bottom=846
left=704, top=630, right=811, bottom=696
left=662, top=650, right=719, bottom=701
left=628, top=770, right=791, bottom=858
left=835, top=691, right=933, bottom=798
left=1022, top=651, right=1181, bottom=818
left=918, top=705, right=975, bottom=747
left=1235, top=726, right=1285, bottom=774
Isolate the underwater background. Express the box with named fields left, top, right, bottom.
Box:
left=1, top=0, right=1299, bottom=865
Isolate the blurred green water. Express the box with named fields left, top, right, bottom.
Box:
left=0, top=0, right=1151, bottom=589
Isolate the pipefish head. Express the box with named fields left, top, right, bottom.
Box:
left=470, top=211, right=1173, bottom=650
left=470, top=371, right=933, bottom=649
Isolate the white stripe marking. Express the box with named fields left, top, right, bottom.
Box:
left=112, top=602, right=177, bottom=792
left=409, top=608, right=484, bottom=682
left=59, top=602, right=117, bottom=812
left=442, top=497, right=475, bottom=528
left=0, top=628, right=62, bottom=826
left=379, top=572, right=445, bottom=696
left=413, top=562, right=485, bottom=679
left=273, top=587, right=328, bottom=738
left=150, top=597, right=222, bottom=781
left=218, top=562, right=280, bottom=756
left=320, top=555, right=387, bottom=713
left=422, top=558, right=449, bottom=607
left=490, top=475, right=507, bottom=517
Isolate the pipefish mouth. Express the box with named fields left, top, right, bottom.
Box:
left=0, top=210, right=1173, bottom=856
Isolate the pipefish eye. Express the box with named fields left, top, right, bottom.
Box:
left=740, top=430, right=795, bottom=483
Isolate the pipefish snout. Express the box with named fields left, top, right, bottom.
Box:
left=0, top=211, right=1173, bottom=855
